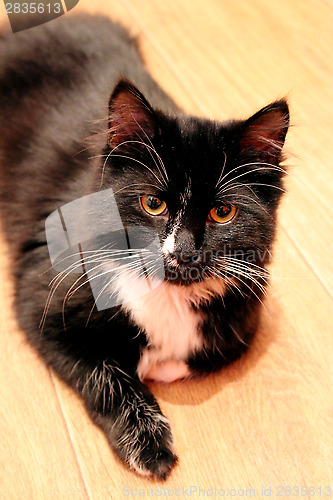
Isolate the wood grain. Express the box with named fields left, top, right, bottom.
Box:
left=0, top=0, right=332, bottom=497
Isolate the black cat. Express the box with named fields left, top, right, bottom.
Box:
left=0, top=15, right=289, bottom=478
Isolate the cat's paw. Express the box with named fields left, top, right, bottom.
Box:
left=143, top=359, right=191, bottom=383
left=128, top=437, right=177, bottom=479
left=112, top=402, right=177, bottom=479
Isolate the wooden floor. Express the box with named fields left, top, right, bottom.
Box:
left=0, top=0, right=332, bottom=497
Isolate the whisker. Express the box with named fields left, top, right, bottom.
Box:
left=112, top=182, right=162, bottom=196
left=110, top=153, right=167, bottom=190
left=62, top=255, right=153, bottom=327
left=40, top=242, right=115, bottom=276
left=41, top=248, right=150, bottom=331
left=99, top=139, right=167, bottom=189
left=84, top=259, right=158, bottom=326
left=213, top=264, right=270, bottom=317
left=66, top=254, right=147, bottom=302
left=216, top=162, right=288, bottom=190
left=129, top=121, right=169, bottom=184
left=216, top=187, right=271, bottom=217
left=214, top=263, right=270, bottom=289
left=218, top=255, right=271, bottom=275
left=212, top=257, right=270, bottom=292
left=215, top=151, right=228, bottom=188
left=217, top=165, right=286, bottom=194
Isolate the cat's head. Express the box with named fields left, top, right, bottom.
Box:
left=102, top=80, right=289, bottom=287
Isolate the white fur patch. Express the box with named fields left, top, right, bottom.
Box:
left=121, top=277, right=226, bottom=382
left=162, top=230, right=176, bottom=255
left=128, top=457, right=152, bottom=477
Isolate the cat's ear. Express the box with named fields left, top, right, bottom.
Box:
left=240, top=99, right=289, bottom=157
left=108, top=80, right=156, bottom=149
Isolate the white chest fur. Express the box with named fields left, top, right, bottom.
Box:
left=121, top=278, right=226, bottom=381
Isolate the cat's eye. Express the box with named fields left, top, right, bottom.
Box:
left=209, top=204, right=237, bottom=224
left=141, top=195, right=168, bottom=216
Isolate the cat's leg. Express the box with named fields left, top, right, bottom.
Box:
left=17, top=283, right=177, bottom=478
left=41, top=337, right=177, bottom=479
left=79, top=362, right=178, bottom=479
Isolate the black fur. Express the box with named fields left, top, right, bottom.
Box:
left=0, top=15, right=289, bottom=478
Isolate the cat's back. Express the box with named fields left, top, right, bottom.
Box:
left=0, top=14, right=135, bottom=78
left=0, top=14, right=139, bottom=117
left=0, top=14, right=176, bottom=171
left=0, top=14, right=177, bottom=250
left=0, top=15, right=139, bottom=243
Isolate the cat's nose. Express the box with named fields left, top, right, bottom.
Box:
left=173, top=228, right=196, bottom=255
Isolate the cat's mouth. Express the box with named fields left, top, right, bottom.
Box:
left=164, top=253, right=211, bottom=286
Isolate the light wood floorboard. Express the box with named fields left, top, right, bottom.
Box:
left=0, top=0, right=332, bottom=497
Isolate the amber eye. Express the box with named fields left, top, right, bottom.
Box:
left=141, top=195, right=167, bottom=216
left=210, top=204, right=237, bottom=224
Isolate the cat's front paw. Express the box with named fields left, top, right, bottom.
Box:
left=128, top=433, right=177, bottom=479
left=112, top=402, right=177, bottom=479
